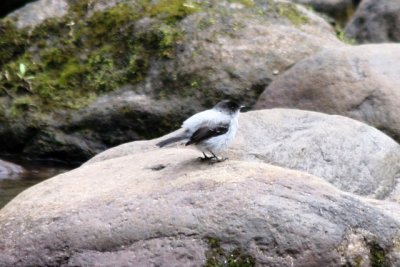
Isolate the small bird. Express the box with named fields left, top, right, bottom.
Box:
left=156, top=100, right=244, bottom=161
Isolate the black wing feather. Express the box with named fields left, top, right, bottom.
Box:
left=185, top=124, right=229, bottom=146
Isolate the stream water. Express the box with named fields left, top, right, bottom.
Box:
left=0, top=157, right=75, bottom=209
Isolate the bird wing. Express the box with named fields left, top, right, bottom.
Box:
left=185, top=123, right=229, bottom=146
left=182, top=109, right=230, bottom=132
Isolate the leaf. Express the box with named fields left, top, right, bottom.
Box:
left=25, top=76, right=35, bottom=80
left=19, top=63, right=26, bottom=76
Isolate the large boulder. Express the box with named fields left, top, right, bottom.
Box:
left=89, top=109, right=400, bottom=201
left=255, top=44, right=400, bottom=143
left=0, top=0, right=344, bottom=162
left=1, top=148, right=400, bottom=266
left=345, top=0, right=400, bottom=43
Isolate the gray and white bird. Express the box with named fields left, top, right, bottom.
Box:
left=156, top=100, right=244, bottom=161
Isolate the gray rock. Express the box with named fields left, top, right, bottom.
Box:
left=255, top=44, right=400, bottom=144
left=156, top=1, right=342, bottom=105
left=1, top=149, right=400, bottom=266
left=233, top=109, right=400, bottom=200
left=345, top=0, right=400, bottom=43
left=8, top=0, right=69, bottom=28
left=89, top=109, right=400, bottom=200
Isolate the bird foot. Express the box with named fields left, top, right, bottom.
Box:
left=198, top=156, right=227, bottom=164
left=198, top=155, right=213, bottom=161
left=198, top=152, right=227, bottom=163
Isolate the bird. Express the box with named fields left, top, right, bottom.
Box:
left=156, top=100, right=244, bottom=161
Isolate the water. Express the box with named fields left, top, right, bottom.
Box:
left=0, top=157, right=75, bottom=209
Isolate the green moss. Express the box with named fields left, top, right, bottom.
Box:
left=228, top=0, right=255, bottom=8
left=40, top=47, right=71, bottom=69
left=0, top=20, right=28, bottom=66
left=0, top=0, right=203, bottom=116
left=146, top=0, right=201, bottom=22
left=198, top=17, right=217, bottom=30
left=67, top=0, right=92, bottom=17
left=10, top=95, right=36, bottom=117
left=354, top=255, right=362, bottom=267
left=204, top=237, right=255, bottom=267
left=155, top=23, right=184, bottom=58
left=276, top=3, right=309, bottom=26
left=58, top=59, right=86, bottom=86
left=369, top=241, right=390, bottom=267
left=190, top=80, right=200, bottom=88
left=335, top=25, right=356, bottom=45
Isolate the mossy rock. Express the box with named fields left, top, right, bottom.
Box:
left=0, top=0, right=344, bottom=162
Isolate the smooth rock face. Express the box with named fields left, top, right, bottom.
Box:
left=0, top=159, right=24, bottom=179
left=255, top=44, right=400, bottom=143
left=1, top=149, right=400, bottom=266
left=8, top=0, right=69, bottom=28
left=345, top=0, right=400, bottom=43
left=89, top=109, right=400, bottom=200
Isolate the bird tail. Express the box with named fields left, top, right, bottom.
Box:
left=156, top=134, right=187, bottom=148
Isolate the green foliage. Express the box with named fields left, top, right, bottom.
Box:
left=204, top=237, right=255, bottom=267
left=0, top=60, right=36, bottom=95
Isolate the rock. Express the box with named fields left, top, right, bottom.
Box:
left=291, top=0, right=361, bottom=25
left=158, top=1, right=342, bottom=104
left=345, top=0, right=400, bottom=43
left=0, top=159, right=24, bottom=179
left=6, top=0, right=124, bottom=28
left=255, top=44, right=400, bottom=144
left=88, top=109, right=400, bottom=200
left=0, top=0, right=344, bottom=162
left=8, top=0, right=69, bottom=28
left=1, top=149, right=400, bottom=266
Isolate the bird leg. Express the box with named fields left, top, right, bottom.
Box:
left=208, top=150, right=227, bottom=162
left=199, top=152, right=213, bottom=161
